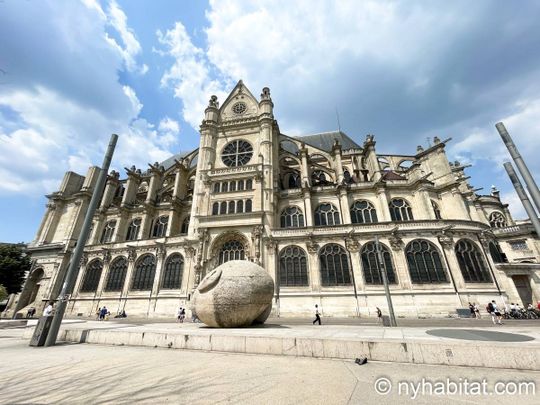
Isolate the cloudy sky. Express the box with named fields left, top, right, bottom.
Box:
left=1, top=0, right=540, bottom=242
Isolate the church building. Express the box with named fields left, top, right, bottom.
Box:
left=5, top=81, right=540, bottom=319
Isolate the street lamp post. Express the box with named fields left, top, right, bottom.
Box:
left=374, top=236, right=397, bottom=326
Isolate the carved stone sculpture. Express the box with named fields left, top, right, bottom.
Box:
left=192, top=260, right=274, bottom=327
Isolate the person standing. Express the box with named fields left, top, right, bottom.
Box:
left=180, top=308, right=186, bottom=323
left=312, top=304, right=321, bottom=325
left=99, top=306, right=108, bottom=321
left=491, top=300, right=502, bottom=325
left=177, top=307, right=183, bottom=323
left=376, top=307, right=383, bottom=324
left=474, top=303, right=481, bottom=319
left=43, top=302, right=54, bottom=317
left=468, top=302, right=475, bottom=318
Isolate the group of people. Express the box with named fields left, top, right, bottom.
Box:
left=96, top=306, right=110, bottom=321
left=176, top=307, right=186, bottom=323
left=468, top=302, right=482, bottom=319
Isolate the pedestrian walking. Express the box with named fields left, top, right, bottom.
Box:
left=376, top=307, right=383, bottom=324
left=474, top=303, right=481, bottom=319
left=468, top=302, right=475, bottom=318
left=99, top=306, right=108, bottom=321
left=312, top=304, right=321, bottom=325
left=177, top=307, right=183, bottom=323
left=180, top=308, right=186, bottom=323
left=43, top=302, right=54, bottom=316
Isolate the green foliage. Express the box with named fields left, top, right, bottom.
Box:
left=0, top=285, right=7, bottom=302
left=0, top=244, right=30, bottom=294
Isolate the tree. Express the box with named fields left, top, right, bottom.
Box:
left=0, top=285, right=7, bottom=302
left=0, top=244, right=30, bottom=294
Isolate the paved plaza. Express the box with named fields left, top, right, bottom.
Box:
left=0, top=327, right=539, bottom=405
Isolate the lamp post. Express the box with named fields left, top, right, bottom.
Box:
left=44, top=134, right=118, bottom=347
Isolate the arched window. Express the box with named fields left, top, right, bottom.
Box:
left=221, top=182, right=228, bottom=193
left=455, top=239, right=492, bottom=282
left=312, top=170, right=328, bottom=186
left=314, top=203, right=340, bottom=226
left=389, top=198, right=414, bottom=221
left=212, top=202, right=219, bottom=215
left=220, top=201, right=227, bottom=215
left=237, top=200, right=244, bottom=213
left=489, top=211, right=507, bottom=228
left=100, top=220, right=116, bottom=244
left=405, top=239, right=447, bottom=283
left=126, top=218, right=141, bottom=241
left=180, top=216, right=190, bottom=234
left=360, top=242, right=396, bottom=284
left=162, top=253, right=184, bottom=289
left=213, top=183, right=220, bottom=193
left=238, top=180, right=245, bottom=191
left=221, top=140, right=253, bottom=167
left=105, top=257, right=127, bottom=291
left=131, top=254, right=156, bottom=290
left=245, top=199, right=252, bottom=212
left=80, top=259, right=103, bottom=292
left=151, top=215, right=168, bottom=238
left=279, top=246, right=308, bottom=286
left=228, top=201, right=236, bottom=214
left=319, top=244, right=351, bottom=286
left=350, top=200, right=378, bottom=224
left=219, top=240, right=245, bottom=265
left=280, top=206, right=305, bottom=228
left=431, top=200, right=442, bottom=220
left=343, top=170, right=353, bottom=184
left=230, top=181, right=236, bottom=192
left=246, top=179, right=253, bottom=190
left=489, top=242, right=505, bottom=264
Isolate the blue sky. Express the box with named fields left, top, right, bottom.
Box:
left=1, top=0, right=540, bottom=243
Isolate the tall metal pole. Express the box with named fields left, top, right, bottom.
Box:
left=496, top=122, right=540, bottom=213
left=44, top=134, right=118, bottom=347
left=503, top=162, right=540, bottom=237
left=375, top=236, right=397, bottom=326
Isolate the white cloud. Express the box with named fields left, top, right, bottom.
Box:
left=157, top=22, right=230, bottom=129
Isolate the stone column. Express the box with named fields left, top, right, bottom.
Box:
left=332, top=141, right=344, bottom=184
left=306, top=238, right=320, bottom=292
left=338, top=187, right=351, bottom=224
left=151, top=245, right=167, bottom=296
left=299, top=146, right=310, bottom=188
left=388, top=235, right=411, bottom=290
left=417, top=187, right=434, bottom=220
left=121, top=249, right=137, bottom=298
left=73, top=253, right=88, bottom=298
left=438, top=234, right=466, bottom=306
left=121, top=168, right=141, bottom=207
left=99, top=171, right=120, bottom=210
left=95, top=250, right=111, bottom=298
left=376, top=187, right=391, bottom=221
left=346, top=237, right=364, bottom=293
left=146, top=163, right=164, bottom=205
left=303, top=189, right=313, bottom=227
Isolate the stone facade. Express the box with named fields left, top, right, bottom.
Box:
left=4, top=81, right=540, bottom=319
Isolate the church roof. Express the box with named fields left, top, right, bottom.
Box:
left=291, top=131, right=362, bottom=152
left=160, top=151, right=196, bottom=171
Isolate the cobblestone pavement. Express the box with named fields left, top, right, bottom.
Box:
left=1, top=328, right=538, bottom=405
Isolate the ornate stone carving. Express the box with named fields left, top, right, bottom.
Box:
left=306, top=234, right=319, bottom=254
left=208, top=95, right=219, bottom=108
left=156, top=244, right=166, bottom=259
left=345, top=236, right=361, bottom=253
left=102, top=249, right=111, bottom=264
left=388, top=234, right=404, bottom=251
left=127, top=249, right=137, bottom=263
left=185, top=246, right=196, bottom=259
left=438, top=234, right=454, bottom=249
left=264, top=237, right=277, bottom=254
left=79, top=253, right=88, bottom=267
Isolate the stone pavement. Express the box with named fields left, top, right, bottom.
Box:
left=1, top=328, right=538, bottom=405
left=22, top=318, right=540, bottom=370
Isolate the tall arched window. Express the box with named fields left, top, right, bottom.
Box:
left=288, top=172, right=301, bottom=189
left=100, top=220, right=116, bottom=243
left=246, top=179, right=253, bottom=190
left=245, top=199, right=252, bottom=212
left=238, top=180, right=245, bottom=191
left=360, top=242, right=396, bottom=284
left=405, top=239, right=447, bottom=283
left=319, top=244, right=351, bottom=286
left=219, top=240, right=245, bottom=264
left=180, top=216, right=190, bottom=234
left=350, top=200, right=378, bottom=224
left=213, top=183, right=220, bottom=193
left=237, top=200, right=244, bottom=213
left=489, top=242, right=505, bottom=264
left=220, top=201, right=227, bottom=215
left=279, top=245, right=308, bottom=286
left=131, top=254, right=156, bottom=290
left=280, top=206, right=305, bottom=228
left=230, top=181, right=236, bottom=192
left=489, top=211, right=507, bottom=228
left=314, top=203, right=340, bottom=226
left=455, top=239, right=492, bottom=282
left=105, top=257, right=127, bottom=291
left=389, top=198, right=414, bottom=221
left=431, top=200, right=442, bottom=220
left=212, top=202, right=219, bottom=215
left=151, top=215, right=168, bottom=238
left=162, top=253, right=184, bottom=289
left=221, top=182, right=229, bottom=193
left=126, top=218, right=141, bottom=241
left=80, top=259, right=103, bottom=292
left=228, top=200, right=236, bottom=214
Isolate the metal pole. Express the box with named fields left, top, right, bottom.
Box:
left=503, top=162, right=540, bottom=237
left=496, top=122, right=540, bottom=213
left=44, top=134, right=118, bottom=347
left=374, top=236, right=397, bottom=326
